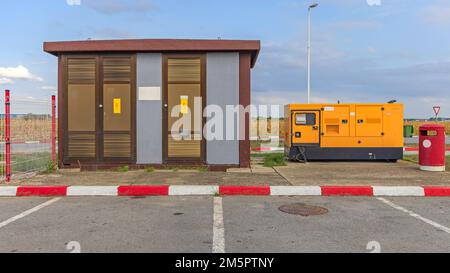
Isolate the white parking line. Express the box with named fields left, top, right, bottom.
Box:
left=377, top=197, right=450, bottom=234
left=212, top=197, right=225, bottom=253
left=0, top=198, right=61, bottom=229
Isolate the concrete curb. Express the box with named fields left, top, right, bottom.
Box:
left=0, top=185, right=449, bottom=197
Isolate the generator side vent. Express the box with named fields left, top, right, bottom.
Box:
left=325, top=118, right=340, bottom=124
left=326, top=125, right=340, bottom=135
left=366, top=118, right=382, bottom=124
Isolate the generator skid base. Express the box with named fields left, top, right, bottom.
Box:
left=287, top=146, right=403, bottom=162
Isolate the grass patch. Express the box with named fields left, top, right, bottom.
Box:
left=145, top=167, right=155, bottom=173
left=403, top=155, right=449, bottom=171
left=171, top=168, right=179, bottom=172
left=403, top=154, right=419, bottom=163
left=263, top=153, right=287, bottom=167
left=11, top=152, right=52, bottom=174
left=117, top=166, right=130, bottom=173
left=43, top=160, right=58, bottom=174
left=197, top=167, right=209, bottom=173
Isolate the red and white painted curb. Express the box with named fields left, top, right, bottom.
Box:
left=252, top=147, right=284, bottom=152
left=252, top=147, right=449, bottom=153
left=404, top=147, right=450, bottom=152
left=0, top=185, right=449, bottom=197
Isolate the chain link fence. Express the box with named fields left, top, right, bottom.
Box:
left=0, top=90, right=56, bottom=182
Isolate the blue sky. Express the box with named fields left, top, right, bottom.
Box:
left=1, top=0, right=449, bottom=118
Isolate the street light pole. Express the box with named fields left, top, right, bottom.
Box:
left=307, top=3, right=318, bottom=104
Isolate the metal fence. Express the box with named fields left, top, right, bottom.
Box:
left=0, top=90, right=56, bottom=182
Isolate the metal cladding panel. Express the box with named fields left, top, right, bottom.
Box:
left=206, top=53, right=240, bottom=165
left=136, top=53, right=163, bottom=164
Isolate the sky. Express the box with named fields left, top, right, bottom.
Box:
left=1, top=0, right=449, bottom=118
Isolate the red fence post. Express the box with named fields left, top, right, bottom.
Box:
left=51, top=95, right=56, bottom=165
left=5, top=90, right=11, bottom=183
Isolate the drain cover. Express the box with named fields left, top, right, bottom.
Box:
left=279, top=203, right=328, bottom=216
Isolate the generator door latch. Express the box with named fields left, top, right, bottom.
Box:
left=312, top=126, right=319, bottom=131
left=357, top=119, right=364, bottom=124
left=342, top=119, right=349, bottom=124
left=295, top=132, right=302, bottom=138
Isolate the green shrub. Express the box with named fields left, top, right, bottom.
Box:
left=145, top=167, right=155, bottom=173
left=263, top=153, right=286, bottom=167
left=198, top=167, right=209, bottom=173
left=117, top=166, right=130, bottom=173
left=44, top=160, right=58, bottom=174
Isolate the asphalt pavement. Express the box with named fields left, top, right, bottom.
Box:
left=0, top=196, right=449, bottom=253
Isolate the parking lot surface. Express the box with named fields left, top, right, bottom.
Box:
left=0, top=196, right=449, bottom=253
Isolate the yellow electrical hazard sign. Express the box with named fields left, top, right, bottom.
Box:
left=180, top=96, right=189, bottom=114
left=114, top=98, right=121, bottom=114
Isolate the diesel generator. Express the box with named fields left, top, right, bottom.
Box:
left=284, top=103, right=404, bottom=161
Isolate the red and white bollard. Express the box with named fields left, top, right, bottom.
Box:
left=51, top=95, right=56, bottom=165
left=419, top=124, right=446, bottom=172
left=5, top=90, right=11, bottom=182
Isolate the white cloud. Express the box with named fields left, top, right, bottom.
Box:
left=253, top=91, right=340, bottom=107
left=0, top=78, right=13, bottom=84
left=0, top=65, right=43, bottom=82
left=367, top=0, right=382, bottom=7
left=367, top=47, right=377, bottom=54
left=42, top=86, right=57, bottom=92
left=252, top=91, right=343, bottom=118
left=81, top=0, right=156, bottom=15
left=422, top=1, right=450, bottom=25
left=66, top=0, right=81, bottom=6
left=254, top=34, right=450, bottom=118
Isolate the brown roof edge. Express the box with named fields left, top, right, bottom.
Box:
left=43, top=38, right=261, bottom=68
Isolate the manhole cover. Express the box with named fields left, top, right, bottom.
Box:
left=279, top=203, right=328, bottom=216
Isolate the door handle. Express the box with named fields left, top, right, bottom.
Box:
left=312, top=126, right=319, bottom=130
left=99, top=104, right=103, bottom=109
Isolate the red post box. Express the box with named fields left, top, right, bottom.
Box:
left=419, top=124, right=446, bottom=172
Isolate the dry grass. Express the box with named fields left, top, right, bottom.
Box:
left=1, top=118, right=53, bottom=142
left=251, top=118, right=287, bottom=139
left=405, top=121, right=450, bottom=136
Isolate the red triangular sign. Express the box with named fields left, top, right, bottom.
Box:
left=433, top=106, right=441, bottom=116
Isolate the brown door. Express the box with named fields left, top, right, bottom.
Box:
left=163, top=55, right=206, bottom=163
left=65, top=57, right=98, bottom=161
left=64, top=55, right=136, bottom=164
left=100, top=56, right=136, bottom=162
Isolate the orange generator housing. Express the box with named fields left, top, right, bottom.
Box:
left=284, top=103, right=404, bottom=161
